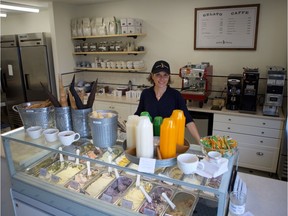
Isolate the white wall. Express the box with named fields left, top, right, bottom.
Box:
left=1, top=0, right=287, bottom=94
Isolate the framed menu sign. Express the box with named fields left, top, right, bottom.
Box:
left=194, top=4, right=260, bottom=50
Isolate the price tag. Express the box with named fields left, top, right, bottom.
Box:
left=121, top=199, right=133, bottom=209
left=69, top=180, right=80, bottom=190
left=100, top=193, right=113, bottom=203
left=143, top=208, right=156, bottom=216
left=68, top=156, right=75, bottom=161
left=138, top=158, right=156, bottom=174
left=51, top=175, right=60, bottom=183
left=39, top=168, right=47, bottom=177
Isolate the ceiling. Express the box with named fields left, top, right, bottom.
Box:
left=1, top=0, right=119, bottom=15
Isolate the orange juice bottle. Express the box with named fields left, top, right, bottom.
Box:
left=159, top=118, right=176, bottom=159
left=171, top=110, right=186, bottom=145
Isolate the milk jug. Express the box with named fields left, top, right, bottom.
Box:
left=126, top=115, right=140, bottom=149
left=136, top=116, right=154, bottom=158
left=171, top=110, right=186, bottom=145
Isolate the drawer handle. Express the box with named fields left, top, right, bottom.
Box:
left=262, top=122, right=266, bottom=125
left=261, top=132, right=264, bottom=134
left=260, top=140, right=263, bottom=143
left=256, top=152, right=264, bottom=156
left=228, top=118, right=231, bottom=121
left=227, top=127, right=231, bottom=130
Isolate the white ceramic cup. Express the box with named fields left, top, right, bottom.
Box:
left=58, top=131, right=80, bottom=146
left=177, top=153, right=205, bottom=174
left=208, top=151, right=222, bottom=164
left=26, top=126, right=43, bottom=139
left=43, top=128, right=59, bottom=142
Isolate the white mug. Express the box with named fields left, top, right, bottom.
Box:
left=43, top=128, right=59, bottom=142
left=177, top=153, right=205, bottom=174
left=58, top=131, right=80, bottom=146
left=26, top=126, right=43, bottom=139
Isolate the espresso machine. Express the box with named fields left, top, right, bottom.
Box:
left=226, top=74, right=242, bottom=110
left=263, top=67, right=286, bottom=116
left=179, top=62, right=213, bottom=108
left=239, top=68, right=259, bottom=113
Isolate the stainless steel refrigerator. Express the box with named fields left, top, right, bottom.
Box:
left=1, top=32, right=57, bottom=129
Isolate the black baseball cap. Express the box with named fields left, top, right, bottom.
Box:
left=151, top=60, right=170, bottom=74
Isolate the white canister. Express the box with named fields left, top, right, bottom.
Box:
left=126, top=115, right=140, bottom=149
left=136, top=116, right=154, bottom=158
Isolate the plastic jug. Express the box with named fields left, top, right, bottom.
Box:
left=171, top=110, right=186, bottom=145
left=136, top=116, right=154, bottom=158
left=159, top=118, right=177, bottom=159
left=126, top=115, right=140, bottom=149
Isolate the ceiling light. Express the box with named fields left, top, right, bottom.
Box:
left=0, top=3, right=39, bottom=13
left=0, top=13, right=7, bottom=17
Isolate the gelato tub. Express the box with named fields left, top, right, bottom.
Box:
left=98, top=176, right=133, bottom=204
left=65, top=167, right=101, bottom=192
left=164, top=191, right=197, bottom=216
left=181, top=174, right=204, bottom=192
left=38, top=161, right=69, bottom=181
left=138, top=185, right=174, bottom=216
left=117, top=180, right=153, bottom=211
left=53, top=163, right=85, bottom=185
left=114, top=154, right=130, bottom=167
left=26, top=154, right=58, bottom=177
left=84, top=172, right=116, bottom=197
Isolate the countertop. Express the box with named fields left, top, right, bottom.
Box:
left=93, top=94, right=285, bottom=120
left=237, top=172, right=287, bottom=216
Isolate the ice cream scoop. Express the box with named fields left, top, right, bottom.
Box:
left=162, top=192, right=176, bottom=210
left=139, top=185, right=152, bottom=203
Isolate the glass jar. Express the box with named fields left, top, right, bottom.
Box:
left=89, top=42, right=97, bottom=52
left=109, top=41, right=115, bottom=51
left=82, top=42, right=89, bottom=52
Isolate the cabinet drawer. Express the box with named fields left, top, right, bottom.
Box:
left=213, top=122, right=282, bottom=139
left=213, top=130, right=281, bottom=148
left=214, top=113, right=283, bottom=129
left=238, top=145, right=279, bottom=173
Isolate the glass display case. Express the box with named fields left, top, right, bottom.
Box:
left=2, top=127, right=238, bottom=216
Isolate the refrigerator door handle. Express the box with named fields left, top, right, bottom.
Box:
left=1, top=72, right=8, bottom=93
left=24, top=74, right=30, bottom=90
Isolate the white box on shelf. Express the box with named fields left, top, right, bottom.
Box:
left=121, top=26, right=128, bottom=34
left=127, top=26, right=136, bottom=34
left=127, top=18, right=136, bottom=26
left=120, top=18, right=127, bottom=26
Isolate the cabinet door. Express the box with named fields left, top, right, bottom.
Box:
left=237, top=145, right=279, bottom=173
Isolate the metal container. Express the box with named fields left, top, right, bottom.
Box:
left=12, top=101, right=55, bottom=129
left=54, top=106, right=73, bottom=132
left=163, top=191, right=198, bottom=216
left=71, top=107, right=92, bottom=138
left=89, top=110, right=118, bottom=148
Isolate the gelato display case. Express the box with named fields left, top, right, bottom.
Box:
left=2, top=127, right=238, bottom=216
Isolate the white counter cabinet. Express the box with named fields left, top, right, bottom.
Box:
left=213, top=113, right=284, bottom=173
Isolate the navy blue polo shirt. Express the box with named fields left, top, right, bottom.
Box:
left=134, top=86, right=193, bottom=124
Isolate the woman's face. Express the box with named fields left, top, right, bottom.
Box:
left=152, top=72, right=170, bottom=88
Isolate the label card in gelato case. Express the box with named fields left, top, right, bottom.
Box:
left=69, top=180, right=80, bottom=190
left=51, top=175, right=60, bottom=183
left=138, top=158, right=156, bottom=174
left=100, top=193, right=113, bottom=203
left=143, top=208, right=156, bottom=216
left=121, top=199, right=133, bottom=209
left=39, top=168, right=47, bottom=177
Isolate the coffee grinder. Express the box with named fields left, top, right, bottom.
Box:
left=239, top=68, right=259, bottom=113
left=226, top=74, right=242, bottom=110
left=263, top=67, right=286, bottom=116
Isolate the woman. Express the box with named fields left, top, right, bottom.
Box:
left=134, top=60, right=201, bottom=144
